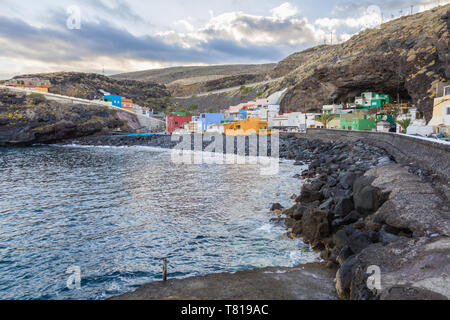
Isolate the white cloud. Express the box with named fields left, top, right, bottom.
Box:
left=161, top=2, right=318, bottom=48
left=270, top=2, right=299, bottom=19
left=174, top=19, right=195, bottom=32
left=315, top=5, right=383, bottom=30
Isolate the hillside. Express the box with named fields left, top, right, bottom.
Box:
left=0, top=89, right=131, bottom=147
left=112, top=64, right=276, bottom=96
left=263, top=5, right=450, bottom=121
left=6, top=5, right=449, bottom=119
left=9, top=72, right=173, bottom=112
left=111, top=64, right=275, bottom=83
left=166, top=5, right=450, bottom=118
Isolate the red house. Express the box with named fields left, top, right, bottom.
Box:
left=167, top=115, right=192, bottom=133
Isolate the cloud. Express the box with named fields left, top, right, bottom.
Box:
left=1, top=0, right=448, bottom=78
left=270, top=2, right=299, bottom=19
left=315, top=5, right=383, bottom=30
left=0, top=1, right=324, bottom=78
left=0, top=12, right=286, bottom=68
left=174, top=19, right=195, bottom=32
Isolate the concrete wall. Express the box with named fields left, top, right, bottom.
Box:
left=135, top=114, right=166, bottom=132
left=283, top=129, right=450, bottom=181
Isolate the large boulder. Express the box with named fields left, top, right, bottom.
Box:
left=348, top=237, right=450, bottom=300
left=353, top=176, right=383, bottom=215
left=335, top=255, right=356, bottom=299
left=347, top=230, right=372, bottom=254
left=301, top=207, right=331, bottom=247
left=296, top=189, right=324, bottom=203
left=334, top=196, right=354, bottom=216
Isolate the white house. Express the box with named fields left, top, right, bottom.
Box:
left=272, top=112, right=321, bottom=131
left=322, top=104, right=346, bottom=114
left=428, top=85, right=450, bottom=135
left=206, top=123, right=226, bottom=134
left=397, top=107, right=433, bottom=136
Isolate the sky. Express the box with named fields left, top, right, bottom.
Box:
left=0, top=0, right=448, bottom=79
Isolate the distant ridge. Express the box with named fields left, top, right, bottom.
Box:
left=111, top=64, right=276, bottom=84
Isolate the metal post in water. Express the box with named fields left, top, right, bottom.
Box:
left=162, top=259, right=167, bottom=281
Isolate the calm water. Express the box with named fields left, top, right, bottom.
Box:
left=0, top=145, right=318, bottom=300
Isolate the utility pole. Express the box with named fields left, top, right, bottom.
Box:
left=304, top=103, right=307, bottom=134
left=410, top=5, right=414, bottom=15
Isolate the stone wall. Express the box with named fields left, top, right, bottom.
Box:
left=282, top=129, right=450, bottom=181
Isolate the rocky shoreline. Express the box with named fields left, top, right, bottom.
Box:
left=4, top=128, right=448, bottom=300
left=79, top=133, right=449, bottom=300
left=274, top=136, right=449, bottom=299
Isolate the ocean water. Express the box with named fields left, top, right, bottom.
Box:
left=0, top=145, right=318, bottom=300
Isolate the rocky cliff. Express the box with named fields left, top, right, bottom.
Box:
left=267, top=5, right=450, bottom=121
left=10, top=72, right=172, bottom=112
left=0, top=89, right=131, bottom=147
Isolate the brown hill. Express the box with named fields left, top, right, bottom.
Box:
left=111, top=64, right=276, bottom=97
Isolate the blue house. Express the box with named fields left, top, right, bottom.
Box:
left=104, top=95, right=122, bottom=108
left=197, top=113, right=226, bottom=132
left=239, top=109, right=248, bottom=120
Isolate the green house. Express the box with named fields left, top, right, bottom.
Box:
left=349, top=92, right=390, bottom=109
left=341, top=116, right=376, bottom=131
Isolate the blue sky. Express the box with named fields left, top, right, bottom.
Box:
left=0, top=0, right=447, bottom=79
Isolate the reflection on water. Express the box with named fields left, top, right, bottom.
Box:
left=0, top=145, right=318, bottom=300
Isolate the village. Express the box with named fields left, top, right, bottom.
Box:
left=4, top=78, right=450, bottom=140
left=101, top=84, right=450, bottom=140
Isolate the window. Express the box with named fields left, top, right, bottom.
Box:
left=447, top=107, right=450, bottom=115
left=444, top=86, right=450, bottom=96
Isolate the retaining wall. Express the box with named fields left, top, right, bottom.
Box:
left=282, top=129, right=450, bottom=181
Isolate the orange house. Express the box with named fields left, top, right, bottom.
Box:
left=224, top=118, right=271, bottom=136
left=121, top=98, right=134, bottom=112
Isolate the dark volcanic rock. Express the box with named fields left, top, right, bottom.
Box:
left=296, top=189, right=324, bottom=204
left=301, top=207, right=331, bottom=247
left=334, top=196, right=354, bottom=216
left=270, top=203, right=285, bottom=212
left=348, top=230, right=372, bottom=254
left=353, top=176, right=383, bottom=215
left=335, top=255, right=356, bottom=299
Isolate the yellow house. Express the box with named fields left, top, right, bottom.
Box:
left=32, top=87, right=49, bottom=93
left=224, top=118, right=271, bottom=136
left=185, top=121, right=198, bottom=133
left=429, top=86, right=450, bottom=134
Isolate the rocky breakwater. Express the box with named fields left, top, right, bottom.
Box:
left=274, top=137, right=449, bottom=300
left=0, top=89, right=131, bottom=147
